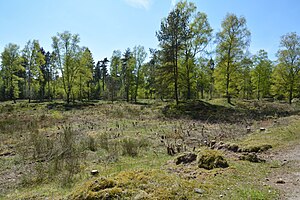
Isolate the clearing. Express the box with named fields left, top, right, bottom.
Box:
left=0, top=99, right=299, bottom=199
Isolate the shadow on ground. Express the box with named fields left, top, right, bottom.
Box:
left=162, top=100, right=300, bottom=123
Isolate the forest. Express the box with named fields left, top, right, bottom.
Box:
left=0, top=1, right=299, bottom=105
left=0, top=1, right=300, bottom=200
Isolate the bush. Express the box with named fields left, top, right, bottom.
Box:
left=120, top=137, right=149, bottom=157
left=87, top=135, right=97, bottom=152
left=121, top=138, right=140, bottom=157
left=98, top=132, right=109, bottom=151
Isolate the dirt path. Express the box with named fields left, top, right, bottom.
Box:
left=268, top=143, right=300, bottom=200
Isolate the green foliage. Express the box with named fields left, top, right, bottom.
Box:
left=52, top=31, right=82, bottom=104
left=22, top=40, right=46, bottom=102
left=121, top=137, right=149, bottom=157
left=0, top=43, right=25, bottom=102
left=252, top=50, right=273, bottom=100
left=215, top=13, right=251, bottom=103
left=272, top=32, right=300, bottom=103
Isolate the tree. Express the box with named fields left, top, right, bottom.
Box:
left=144, top=48, right=159, bottom=99
left=252, top=50, right=273, bottom=100
left=196, top=58, right=211, bottom=99
left=272, top=32, right=300, bottom=104
left=108, top=50, right=122, bottom=102
left=215, top=13, right=251, bottom=104
left=207, top=58, right=215, bottom=99
left=93, top=61, right=102, bottom=99
left=156, top=4, right=186, bottom=105
left=38, top=48, right=48, bottom=101
left=22, top=40, right=45, bottom=102
left=133, top=45, right=147, bottom=102
left=239, top=55, right=253, bottom=99
left=100, top=57, right=109, bottom=93
left=121, top=48, right=135, bottom=102
left=52, top=31, right=81, bottom=104
left=77, top=48, right=93, bottom=101
left=1, top=43, right=24, bottom=103
left=179, top=1, right=213, bottom=99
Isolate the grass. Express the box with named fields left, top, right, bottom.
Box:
left=0, top=99, right=299, bottom=199
left=236, top=115, right=300, bottom=149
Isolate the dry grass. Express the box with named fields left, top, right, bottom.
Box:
left=0, top=99, right=299, bottom=199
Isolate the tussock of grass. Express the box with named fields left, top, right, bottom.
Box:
left=71, top=169, right=201, bottom=199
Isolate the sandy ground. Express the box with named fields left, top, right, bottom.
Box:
left=268, top=143, right=300, bottom=200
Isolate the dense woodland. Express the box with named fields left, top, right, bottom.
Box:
left=0, top=1, right=299, bottom=105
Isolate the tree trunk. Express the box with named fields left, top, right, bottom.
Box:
left=226, top=69, right=230, bottom=104
left=79, top=75, right=82, bottom=101
left=174, top=46, right=179, bottom=105
left=28, top=76, right=31, bottom=103
left=102, top=76, right=105, bottom=92
left=66, top=87, right=71, bottom=104
left=289, top=83, right=293, bottom=104
left=135, top=68, right=139, bottom=103
left=126, top=85, right=129, bottom=102
left=87, top=81, right=90, bottom=101
left=185, top=51, right=191, bottom=100
left=257, top=74, right=260, bottom=100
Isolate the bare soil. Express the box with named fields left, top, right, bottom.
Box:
left=268, top=142, right=300, bottom=200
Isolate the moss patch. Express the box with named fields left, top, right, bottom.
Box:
left=197, top=149, right=229, bottom=170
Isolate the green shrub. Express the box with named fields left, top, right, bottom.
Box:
left=87, top=135, right=97, bottom=152
left=121, top=138, right=140, bottom=157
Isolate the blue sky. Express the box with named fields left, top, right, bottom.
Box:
left=0, top=0, right=299, bottom=62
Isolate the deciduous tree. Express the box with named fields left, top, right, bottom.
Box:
left=272, top=32, right=300, bottom=104
left=215, top=13, right=251, bottom=104
left=1, top=43, right=24, bottom=103
left=52, top=31, right=81, bottom=104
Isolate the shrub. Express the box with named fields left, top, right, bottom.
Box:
left=120, top=137, right=149, bottom=157
left=98, top=132, right=109, bottom=151
left=121, top=138, right=140, bottom=157
left=87, top=135, right=97, bottom=152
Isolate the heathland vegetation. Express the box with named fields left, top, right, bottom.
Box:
left=0, top=1, right=300, bottom=199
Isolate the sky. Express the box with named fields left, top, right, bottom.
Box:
left=0, top=0, right=299, bottom=63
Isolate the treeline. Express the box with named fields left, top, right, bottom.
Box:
left=0, top=1, right=299, bottom=104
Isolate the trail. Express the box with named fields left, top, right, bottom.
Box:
left=269, top=143, right=300, bottom=200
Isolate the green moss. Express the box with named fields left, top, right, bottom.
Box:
left=242, top=144, right=272, bottom=153
left=197, top=149, right=229, bottom=170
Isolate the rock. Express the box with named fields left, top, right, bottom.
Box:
left=197, top=149, right=229, bottom=170
left=292, top=98, right=300, bottom=103
left=276, top=178, right=285, bottom=184
left=227, top=143, right=239, bottom=152
left=210, top=140, right=216, bottom=147
left=239, top=153, right=265, bottom=163
left=194, top=188, right=204, bottom=194
left=242, top=144, right=272, bottom=153
left=91, top=170, right=99, bottom=176
left=260, top=127, right=266, bottom=132
left=216, top=142, right=226, bottom=150
left=259, top=144, right=272, bottom=152
left=175, top=152, right=197, bottom=165
left=134, top=190, right=150, bottom=200
left=246, top=127, right=251, bottom=133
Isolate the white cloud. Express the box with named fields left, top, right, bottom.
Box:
left=125, top=0, right=152, bottom=10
